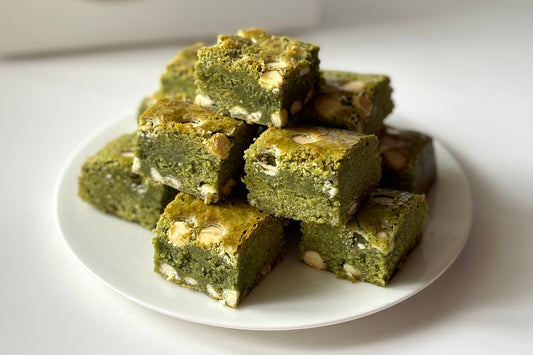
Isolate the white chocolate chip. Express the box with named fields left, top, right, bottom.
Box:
left=257, top=161, right=278, bottom=176
left=290, top=128, right=340, bottom=144
left=150, top=167, right=181, bottom=189
left=342, top=80, right=364, bottom=92
left=259, top=70, right=284, bottom=90
left=348, top=200, right=359, bottom=215
left=222, top=289, right=240, bottom=307
left=130, top=182, right=147, bottom=195
left=247, top=111, right=263, bottom=123
left=120, top=149, right=135, bottom=158
left=167, top=221, right=192, bottom=247
left=266, top=57, right=294, bottom=70
left=322, top=179, right=338, bottom=198
left=372, top=231, right=394, bottom=254
left=150, top=167, right=161, bottom=181
left=207, top=133, right=232, bottom=160
left=385, top=127, right=403, bottom=135
left=357, top=243, right=366, bottom=250
left=159, top=263, right=179, bottom=281
left=197, top=224, right=226, bottom=246
left=271, top=109, right=288, bottom=127
left=377, top=231, right=390, bottom=239
left=343, top=263, right=359, bottom=279
left=314, top=95, right=344, bottom=117
left=290, top=100, right=302, bottom=115
left=184, top=277, right=198, bottom=286
left=291, top=133, right=318, bottom=144
left=198, top=183, right=217, bottom=202
left=370, top=193, right=396, bottom=205
left=383, top=150, right=408, bottom=170
left=206, top=284, right=221, bottom=299
left=294, top=127, right=359, bottom=147
left=302, top=251, right=326, bottom=270
left=199, top=183, right=217, bottom=195
left=353, top=93, right=373, bottom=117
left=194, top=94, right=214, bottom=108
left=131, top=157, right=141, bottom=173
left=229, top=105, right=249, bottom=119
left=153, top=169, right=181, bottom=189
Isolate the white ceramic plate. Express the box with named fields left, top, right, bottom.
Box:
left=54, top=114, right=472, bottom=331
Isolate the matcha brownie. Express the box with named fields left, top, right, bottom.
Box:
left=78, top=133, right=178, bottom=229
left=160, top=42, right=205, bottom=99
left=194, top=28, right=320, bottom=127
left=153, top=193, right=285, bottom=307
left=299, top=70, right=393, bottom=134
left=137, top=42, right=204, bottom=116
left=299, top=188, right=427, bottom=286
left=243, top=125, right=382, bottom=226
left=378, top=125, right=436, bottom=193
left=133, top=97, right=256, bottom=204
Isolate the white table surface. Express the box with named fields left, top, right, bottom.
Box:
left=1, top=1, right=532, bottom=353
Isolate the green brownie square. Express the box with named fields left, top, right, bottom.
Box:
left=153, top=193, right=285, bottom=307
left=133, top=97, right=256, bottom=204
left=137, top=42, right=204, bottom=116
left=300, top=70, right=394, bottom=134
left=243, top=125, right=382, bottom=226
left=194, top=28, right=320, bottom=127
left=299, top=188, right=427, bottom=286
left=78, top=133, right=178, bottom=229
left=378, top=125, right=436, bottom=193
left=160, top=42, right=205, bottom=99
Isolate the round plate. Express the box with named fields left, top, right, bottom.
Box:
left=54, top=114, right=472, bottom=330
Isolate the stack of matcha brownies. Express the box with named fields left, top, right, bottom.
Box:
left=78, top=28, right=436, bottom=307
